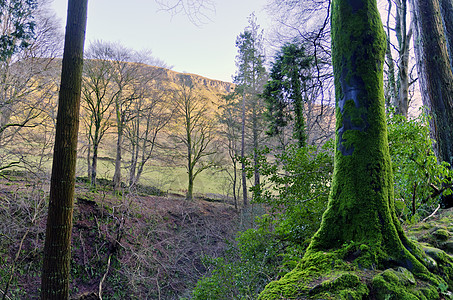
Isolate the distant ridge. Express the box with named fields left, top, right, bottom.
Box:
left=144, top=64, right=235, bottom=94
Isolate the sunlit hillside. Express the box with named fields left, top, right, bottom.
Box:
left=0, top=58, right=236, bottom=195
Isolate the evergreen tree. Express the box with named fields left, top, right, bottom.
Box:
left=0, top=0, right=37, bottom=62
left=263, top=42, right=312, bottom=148
left=234, top=14, right=267, bottom=205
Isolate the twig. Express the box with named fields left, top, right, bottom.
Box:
left=422, top=204, right=441, bottom=222
left=0, top=289, right=11, bottom=300
left=2, top=227, right=30, bottom=300
left=98, top=254, right=112, bottom=300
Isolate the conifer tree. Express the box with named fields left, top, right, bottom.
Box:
left=263, top=42, right=312, bottom=148
left=234, top=14, right=267, bottom=205
left=0, top=0, right=38, bottom=62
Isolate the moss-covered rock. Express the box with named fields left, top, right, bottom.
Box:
left=433, top=228, right=451, bottom=241
left=308, top=272, right=368, bottom=299
left=370, top=267, right=438, bottom=300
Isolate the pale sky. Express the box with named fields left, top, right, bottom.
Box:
left=50, top=0, right=271, bottom=83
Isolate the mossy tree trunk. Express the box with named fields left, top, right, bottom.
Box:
left=259, top=1, right=453, bottom=298
left=307, top=0, right=426, bottom=271
left=41, top=0, right=88, bottom=298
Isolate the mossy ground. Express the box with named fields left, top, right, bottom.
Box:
left=259, top=209, right=453, bottom=299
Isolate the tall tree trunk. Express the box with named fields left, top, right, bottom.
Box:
left=252, top=103, right=260, bottom=190
left=439, top=0, right=453, bottom=70
left=128, top=129, right=138, bottom=188
left=293, top=73, right=306, bottom=147
left=113, top=115, right=124, bottom=191
left=186, top=114, right=193, bottom=200
left=41, top=0, right=88, bottom=298
left=87, top=136, right=91, bottom=180
left=395, top=0, right=412, bottom=118
left=410, top=0, right=453, bottom=207
left=385, top=0, right=398, bottom=107
left=187, top=167, right=194, bottom=200
left=397, top=39, right=411, bottom=118
left=129, top=144, right=138, bottom=187
left=233, top=157, right=238, bottom=210
left=308, top=0, right=426, bottom=271
left=241, top=91, right=248, bottom=206
left=187, top=148, right=193, bottom=201
left=90, top=127, right=100, bottom=187
left=129, top=107, right=140, bottom=188
left=91, top=142, right=98, bottom=187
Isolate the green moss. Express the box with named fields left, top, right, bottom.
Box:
left=371, top=268, right=439, bottom=300
left=433, top=228, right=451, bottom=241
left=308, top=273, right=368, bottom=299
left=360, top=244, right=370, bottom=252
left=423, top=245, right=448, bottom=262
left=258, top=251, right=342, bottom=299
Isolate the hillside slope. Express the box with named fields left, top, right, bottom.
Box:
left=0, top=173, right=238, bottom=299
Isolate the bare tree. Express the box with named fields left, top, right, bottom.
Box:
left=108, top=45, right=148, bottom=191
left=384, top=0, right=415, bottom=118
left=0, top=0, right=62, bottom=153
left=155, top=0, right=215, bottom=25
left=218, top=92, right=242, bottom=209
left=81, top=41, right=118, bottom=187
left=171, top=75, right=217, bottom=200
left=125, top=67, right=173, bottom=188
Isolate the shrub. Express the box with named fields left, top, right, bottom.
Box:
left=387, top=111, right=452, bottom=222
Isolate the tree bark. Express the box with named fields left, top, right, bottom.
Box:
left=128, top=111, right=139, bottom=188
left=439, top=0, right=453, bottom=70
left=410, top=0, right=453, bottom=207
left=113, top=114, right=124, bottom=191
left=241, top=91, right=248, bottom=206
left=87, top=136, right=91, bottom=180
left=395, top=0, right=412, bottom=118
left=187, top=113, right=193, bottom=200
left=385, top=0, right=398, bottom=107
left=252, top=101, right=260, bottom=190
left=90, top=127, right=100, bottom=186
left=308, top=0, right=426, bottom=272
left=41, top=0, right=88, bottom=298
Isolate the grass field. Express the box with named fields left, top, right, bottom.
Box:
left=73, top=157, right=233, bottom=197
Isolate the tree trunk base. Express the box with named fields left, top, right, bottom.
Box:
left=259, top=245, right=452, bottom=299
left=259, top=216, right=453, bottom=300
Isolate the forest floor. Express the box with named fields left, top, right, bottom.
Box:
left=0, top=172, right=240, bottom=299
